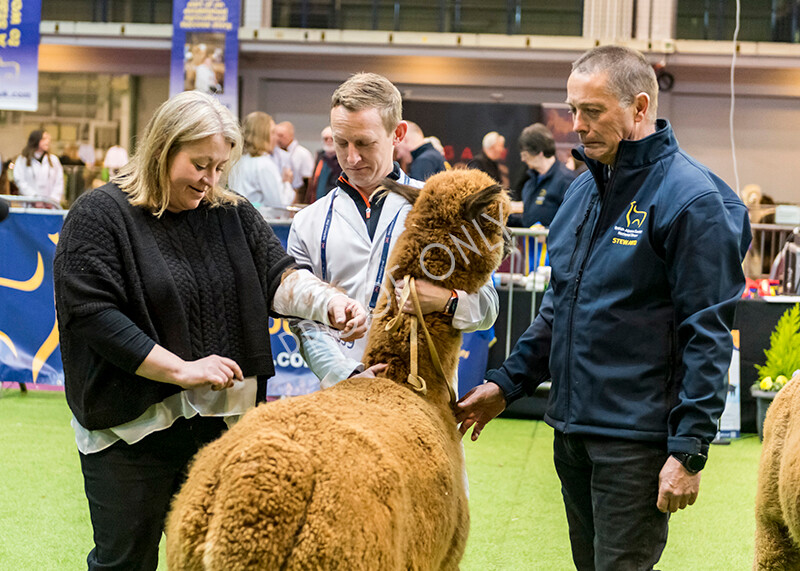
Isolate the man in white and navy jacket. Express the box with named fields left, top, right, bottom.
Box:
left=287, top=72, right=499, bottom=388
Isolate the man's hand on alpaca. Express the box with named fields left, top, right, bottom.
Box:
left=395, top=277, right=452, bottom=315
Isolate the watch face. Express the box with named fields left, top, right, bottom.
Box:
left=687, top=454, right=707, bottom=472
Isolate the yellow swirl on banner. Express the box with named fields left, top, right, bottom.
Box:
left=49, top=233, right=59, bottom=245
left=0, top=331, right=18, bottom=358
left=32, top=319, right=60, bottom=384
left=0, top=252, right=44, bottom=291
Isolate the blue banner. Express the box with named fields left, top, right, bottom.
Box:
left=0, top=0, right=41, bottom=111
left=0, top=211, right=65, bottom=385
left=170, top=0, right=240, bottom=115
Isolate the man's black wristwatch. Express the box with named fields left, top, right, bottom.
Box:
left=671, top=452, right=707, bottom=474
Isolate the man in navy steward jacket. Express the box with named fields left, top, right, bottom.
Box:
left=514, top=122, right=576, bottom=227
left=401, top=121, right=447, bottom=181
left=456, top=45, right=750, bottom=570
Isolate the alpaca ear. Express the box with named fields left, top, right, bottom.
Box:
left=372, top=177, right=421, bottom=205
left=462, top=184, right=504, bottom=220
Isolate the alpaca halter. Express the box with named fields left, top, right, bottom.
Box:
left=385, top=276, right=458, bottom=406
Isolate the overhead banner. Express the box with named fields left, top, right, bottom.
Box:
left=170, top=0, right=240, bottom=115
left=0, top=211, right=65, bottom=386
left=0, top=0, right=41, bottom=111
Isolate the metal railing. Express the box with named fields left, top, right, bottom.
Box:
left=746, top=222, right=799, bottom=280
left=0, top=194, right=64, bottom=211
left=501, top=227, right=548, bottom=358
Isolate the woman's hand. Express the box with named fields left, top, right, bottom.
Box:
left=327, top=295, right=368, bottom=341
left=175, top=355, right=244, bottom=391
left=136, top=345, right=243, bottom=391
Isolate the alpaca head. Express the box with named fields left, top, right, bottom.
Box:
left=377, top=169, right=511, bottom=293
left=361, top=170, right=510, bottom=403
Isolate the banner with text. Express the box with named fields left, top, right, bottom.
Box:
left=0, top=0, right=41, bottom=111
left=170, top=0, right=239, bottom=115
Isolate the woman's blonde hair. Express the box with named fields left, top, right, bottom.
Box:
left=242, top=111, right=275, bottom=156
left=116, top=91, right=243, bottom=216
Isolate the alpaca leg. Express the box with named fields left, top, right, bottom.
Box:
left=754, top=517, right=800, bottom=570
left=438, top=503, right=469, bottom=571
left=768, top=458, right=800, bottom=570
left=200, top=433, right=316, bottom=570
left=166, top=438, right=231, bottom=571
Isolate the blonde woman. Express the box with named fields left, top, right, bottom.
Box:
left=14, top=129, right=64, bottom=205
left=227, top=110, right=294, bottom=209
left=53, top=91, right=367, bottom=571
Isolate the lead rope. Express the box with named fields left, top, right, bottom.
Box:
left=385, top=275, right=457, bottom=406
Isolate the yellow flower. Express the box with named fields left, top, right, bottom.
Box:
left=760, top=377, right=774, bottom=391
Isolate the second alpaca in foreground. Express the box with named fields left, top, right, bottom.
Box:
left=754, top=371, right=800, bottom=570
left=165, top=169, right=510, bottom=570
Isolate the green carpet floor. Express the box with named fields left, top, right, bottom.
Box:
left=0, top=388, right=761, bottom=570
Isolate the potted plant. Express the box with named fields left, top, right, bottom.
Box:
left=751, top=303, right=800, bottom=440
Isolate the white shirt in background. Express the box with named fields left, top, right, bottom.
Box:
left=286, top=139, right=315, bottom=189
left=13, top=152, right=65, bottom=203
left=228, top=153, right=292, bottom=208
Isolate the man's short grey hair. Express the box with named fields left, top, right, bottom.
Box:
left=482, top=131, right=504, bottom=151
left=571, top=45, right=658, bottom=122
left=331, top=72, right=402, bottom=134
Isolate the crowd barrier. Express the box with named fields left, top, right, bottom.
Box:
left=746, top=222, right=799, bottom=279
left=0, top=198, right=67, bottom=386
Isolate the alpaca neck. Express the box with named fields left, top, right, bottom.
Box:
left=363, top=311, right=462, bottom=412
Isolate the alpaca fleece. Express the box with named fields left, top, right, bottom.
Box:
left=166, top=169, right=509, bottom=570
left=754, top=373, right=800, bottom=570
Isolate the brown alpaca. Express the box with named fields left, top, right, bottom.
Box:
left=754, top=372, right=800, bottom=570
left=165, top=169, right=510, bottom=570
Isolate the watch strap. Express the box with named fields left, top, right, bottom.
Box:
left=442, top=289, right=458, bottom=316
left=672, top=452, right=707, bottom=474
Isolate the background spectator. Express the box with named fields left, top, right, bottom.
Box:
left=14, top=130, right=64, bottom=206
left=274, top=120, right=315, bottom=202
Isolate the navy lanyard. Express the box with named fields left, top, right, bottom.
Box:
left=368, top=211, right=401, bottom=309
left=320, top=188, right=338, bottom=283
left=320, top=172, right=410, bottom=309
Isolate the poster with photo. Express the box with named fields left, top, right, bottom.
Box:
left=0, top=0, right=42, bottom=111
left=170, top=0, right=239, bottom=114
left=541, top=103, right=581, bottom=165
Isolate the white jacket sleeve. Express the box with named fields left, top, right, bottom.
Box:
left=286, top=217, right=316, bottom=272
left=271, top=268, right=343, bottom=326
left=273, top=269, right=362, bottom=388
left=451, top=279, right=499, bottom=332
left=52, top=156, right=64, bottom=203
left=289, top=319, right=363, bottom=389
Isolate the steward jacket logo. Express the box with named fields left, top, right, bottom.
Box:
left=612, top=202, right=646, bottom=247
left=626, top=201, right=647, bottom=227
